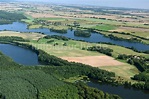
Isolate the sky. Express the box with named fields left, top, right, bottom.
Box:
left=17, top=0, right=149, bottom=9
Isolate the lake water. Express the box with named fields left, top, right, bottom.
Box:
left=0, top=22, right=149, bottom=51
left=87, top=81, right=149, bottom=99
left=0, top=44, right=39, bottom=65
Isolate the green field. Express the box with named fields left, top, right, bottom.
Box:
left=28, top=37, right=148, bottom=58
left=100, top=64, right=140, bottom=81
left=92, top=24, right=117, bottom=31
left=82, top=18, right=149, bottom=29
left=30, top=38, right=103, bottom=57
left=39, top=17, right=66, bottom=21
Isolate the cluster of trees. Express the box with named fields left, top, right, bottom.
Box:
left=44, top=35, right=69, bottom=41
left=73, top=21, right=80, bottom=27
left=108, top=34, right=141, bottom=42
left=0, top=36, right=29, bottom=43
left=133, top=70, right=149, bottom=82
left=33, top=19, right=63, bottom=26
left=124, top=80, right=149, bottom=90
left=117, top=54, right=149, bottom=89
left=126, top=81, right=149, bottom=90
left=87, top=46, right=113, bottom=56
left=74, top=29, right=91, bottom=37
left=50, top=28, right=67, bottom=34
left=46, top=40, right=55, bottom=43
left=0, top=20, right=12, bottom=25
left=0, top=10, right=27, bottom=24
left=117, top=54, right=148, bottom=72
left=38, top=49, right=71, bottom=66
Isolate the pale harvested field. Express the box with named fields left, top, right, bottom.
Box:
left=26, top=12, right=58, bottom=18
left=61, top=56, right=125, bottom=67
left=112, top=27, right=149, bottom=32
left=26, top=12, right=72, bottom=18
left=77, top=14, right=118, bottom=19
left=0, top=31, right=45, bottom=40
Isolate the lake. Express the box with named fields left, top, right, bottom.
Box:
left=0, top=44, right=39, bottom=65
left=0, top=22, right=149, bottom=51
left=87, top=81, right=149, bottom=99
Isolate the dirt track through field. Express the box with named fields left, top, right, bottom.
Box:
left=61, top=56, right=125, bottom=67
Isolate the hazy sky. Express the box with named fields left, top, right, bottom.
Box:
left=17, top=0, right=149, bottom=9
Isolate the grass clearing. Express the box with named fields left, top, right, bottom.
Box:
left=111, top=27, right=149, bottom=40
left=92, top=24, right=117, bottom=31
left=83, top=18, right=149, bottom=28
left=64, top=76, right=87, bottom=83
left=100, top=64, right=140, bottom=80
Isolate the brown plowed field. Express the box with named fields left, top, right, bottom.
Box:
left=61, top=56, right=125, bottom=67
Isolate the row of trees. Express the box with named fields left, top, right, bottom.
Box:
left=108, top=34, right=141, bottom=42
left=44, top=35, right=69, bottom=41
left=117, top=54, right=148, bottom=72
left=87, top=46, right=113, bottom=56
left=0, top=36, right=29, bottom=43
left=50, top=28, right=67, bottom=34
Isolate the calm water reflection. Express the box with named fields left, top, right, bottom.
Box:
left=0, top=44, right=39, bottom=65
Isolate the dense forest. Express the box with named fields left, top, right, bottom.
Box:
left=0, top=49, right=121, bottom=99
left=0, top=10, right=27, bottom=24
